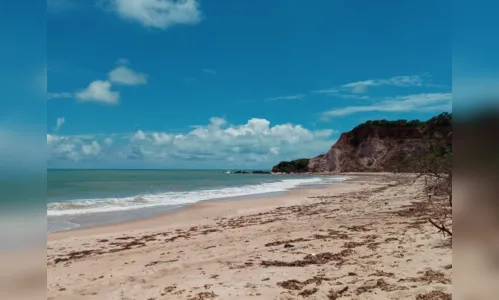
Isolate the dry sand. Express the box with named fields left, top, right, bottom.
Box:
left=47, top=173, right=452, bottom=300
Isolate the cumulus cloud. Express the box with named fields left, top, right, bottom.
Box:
left=47, top=134, right=59, bottom=144
left=108, top=0, right=203, bottom=29
left=82, top=141, right=101, bottom=156
left=47, top=134, right=80, bottom=161
left=131, top=130, right=146, bottom=141
left=108, top=66, right=148, bottom=85
left=74, top=80, right=120, bottom=104
left=151, top=132, right=172, bottom=145
left=47, top=117, right=337, bottom=167
left=103, top=138, right=113, bottom=146
left=49, top=61, right=146, bottom=104
left=47, top=135, right=104, bottom=162
left=321, top=92, right=452, bottom=119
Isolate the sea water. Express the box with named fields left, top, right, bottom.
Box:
left=47, top=169, right=350, bottom=232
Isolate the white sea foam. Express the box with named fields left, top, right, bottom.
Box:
left=47, top=176, right=350, bottom=217
left=47, top=220, right=80, bottom=233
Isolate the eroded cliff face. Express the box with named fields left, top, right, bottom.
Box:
left=307, top=113, right=452, bottom=172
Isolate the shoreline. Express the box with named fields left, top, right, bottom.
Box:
left=48, top=174, right=366, bottom=240
left=48, top=173, right=360, bottom=236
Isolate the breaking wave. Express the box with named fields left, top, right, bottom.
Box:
left=47, top=176, right=350, bottom=217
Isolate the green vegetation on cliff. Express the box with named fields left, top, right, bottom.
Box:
left=271, top=158, right=310, bottom=173
left=352, top=112, right=452, bottom=131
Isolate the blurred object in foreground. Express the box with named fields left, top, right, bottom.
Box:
left=453, top=106, right=499, bottom=300
left=454, top=0, right=499, bottom=297
left=0, top=104, right=47, bottom=300
left=0, top=126, right=46, bottom=299
left=0, top=0, right=46, bottom=298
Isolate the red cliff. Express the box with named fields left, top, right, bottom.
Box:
left=306, top=113, right=452, bottom=172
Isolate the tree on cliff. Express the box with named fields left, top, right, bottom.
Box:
left=271, top=158, right=310, bottom=173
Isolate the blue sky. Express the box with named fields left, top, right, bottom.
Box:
left=46, top=0, right=452, bottom=169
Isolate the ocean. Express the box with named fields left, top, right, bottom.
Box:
left=47, top=169, right=350, bottom=232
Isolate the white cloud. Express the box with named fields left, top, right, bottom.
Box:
left=269, top=147, right=280, bottom=155
left=47, top=92, right=73, bottom=99
left=131, top=130, right=146, bottom=141
left=311, top=88, right=339, bottom=95
left=109, top=0, right=203, bottom=29
left=314, top=129, right=338, bottom=137
left=108, top=66, right=148, bottom=85
left=55, top=117, right=65, bottom=131
left=152, top=132, right=172, bottom=145
left=321, top=92, right=452, bottom=119
left=47, top=134, right=59, bottom=144
left=75, top=80, right=120, bottom=104
left=47, top=134, right=80, bottom=161
left=342, top=75, right=428, bottom=94
left=202, top=68, right=217, bottom=75
left=311, top=88, right=369, bottom=100
left=82, top=141, right=101, bottom=156
left=129, top=117, right=331, bottom=162
left=103, top=137, right=113, bottom=146
left=47, top=117, right=338, bottom=167
left=47, top=134, right=106, bottom=162
left=51, top=61, right=146, bottom=105
left=338, top=94, right=370, bottom=100
left=209, top=117, right=226, bottom=127
left=55, top=143, right=77, bottom=155
left=266, top=94, right=305, bottom=101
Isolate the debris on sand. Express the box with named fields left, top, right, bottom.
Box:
left=187, top=291, right=217, bottom=300
left=356, top=278, right=407, bottom=295
left=277, top=279, right=304, bottom=290
left=341, top=224, right=372, bottom=232
left=327, top=286, right=348, bottom=299
left=298, top=288, right=319, bottom=297
left=399, top=270, right=450, bottom=284
left=343, top=241, right=365, bottom=248
left=164, top=285, right=176, bottom=293
left=262, top=249, right=354, bottom=267
left=144, top=259, right=178, bottom=267
left=368, top=270, right=395, bottom=277
left=277, top=276, right=333, bottom=290
left=416, top=291, right=452, bottom=300
left=265, top=238, right=310, bottom=247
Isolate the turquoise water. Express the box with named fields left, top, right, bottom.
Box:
left=47, top=169, right=349, bottom=232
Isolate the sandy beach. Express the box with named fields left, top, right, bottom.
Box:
left=47, top=173, right=452, bottom=300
